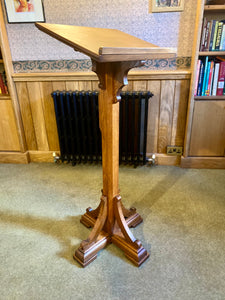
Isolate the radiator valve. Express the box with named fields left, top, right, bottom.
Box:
left=53, top=152, right=60, bottom=163
left=147, top=154, right=156, bottom=166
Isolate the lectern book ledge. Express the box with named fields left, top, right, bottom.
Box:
left=36, top=22, right=176, bottom=267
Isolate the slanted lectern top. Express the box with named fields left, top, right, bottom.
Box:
left=36, top=22, right=176, bottom=267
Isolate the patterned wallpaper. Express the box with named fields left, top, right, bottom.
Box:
left=4, top=0, right=197, bottom=72
left=13, top=57, right=191, bottom=73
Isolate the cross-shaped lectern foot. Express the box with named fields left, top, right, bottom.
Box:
left=74, top=194, right=149, bottom=267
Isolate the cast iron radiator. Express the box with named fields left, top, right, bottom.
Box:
left=51, top=90, right=153, bottom=166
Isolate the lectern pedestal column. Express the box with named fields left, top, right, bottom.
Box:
left=73, top=60, right=149, bottom=267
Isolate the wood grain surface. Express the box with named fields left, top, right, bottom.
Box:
left=35, top=23, right=176, bottom=62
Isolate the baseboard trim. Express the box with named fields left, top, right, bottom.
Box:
left=29, top=152, right=182, bottom=166
left=0, top=151, right=29, bottom=164
left=181, top=156, right=225, bottom=169
left=28, top=151, right=59, bottom=162
left=147, top=153, right=181, bottom=166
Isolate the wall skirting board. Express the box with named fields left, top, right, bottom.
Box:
left=1, top=151, right=224, bottom=168
left=181, top=157, right=225, bottom=169
left=0, top=152, right=29, bottom=164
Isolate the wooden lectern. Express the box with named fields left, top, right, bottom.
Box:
left=36, top=23, right=175, bottom=267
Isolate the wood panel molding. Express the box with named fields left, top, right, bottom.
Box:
left=12, top=70, right=191, bottom=82
left=147, top=153, right=181, bottom=166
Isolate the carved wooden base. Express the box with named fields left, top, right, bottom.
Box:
left=74, top=194, right=149, bottom=267
left=80, top=201, right=143, bottom=229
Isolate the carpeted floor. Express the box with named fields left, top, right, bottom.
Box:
left=0, top=163, right=225, bottom=300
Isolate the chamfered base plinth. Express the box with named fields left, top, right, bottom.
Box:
left=73, top=232, right=109, bottom=267
left=74, top=194, right=149, bottom=268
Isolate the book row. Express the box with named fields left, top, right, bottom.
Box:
left=200, top=18, right=225, bottom=51
left=194, top=57, right=225, bottom=96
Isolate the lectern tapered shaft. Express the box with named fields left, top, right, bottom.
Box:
left=98, top=79, right=120, bottom=234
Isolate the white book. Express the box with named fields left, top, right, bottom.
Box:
left=212, top=63, right=220, bottom=96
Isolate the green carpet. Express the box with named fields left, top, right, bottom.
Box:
left=0, top=163, right=225, bottom=300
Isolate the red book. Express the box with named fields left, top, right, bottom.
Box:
left=216, top=61, right=225, bottom=96
left=0, top=74, right=6, bottom=94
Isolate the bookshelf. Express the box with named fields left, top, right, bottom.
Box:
left=204, top=4, right=225, bottom=12
left=182, top=0, right=225, bottom=168
left=0, top=1, right=26, bottom=156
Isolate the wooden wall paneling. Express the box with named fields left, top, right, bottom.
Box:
left=78, top=80, right=92, bottom=91
left=0, top=100, right=20, bottom=151
left=52, top=81, right=66, bottom=91
left=26, top=82, right=49, bottom=151
left=171, top=79, right=189, bottom=147
left=189, top=101, right=225, bottom=156
left=146, top=80, right=161, bottom=154
left=65, top=81, right=80, bottom=91
left=158, top=80, right=176, bottom=153
left=132, top=80, right=147, bottom=91
left=15, top=82, right=37, bottom=150
left=39, top=81, right=60, bottom=151
left=122, top=80, right=133, bottom=91
left=12, top=72, right=192, bottom=165
left=91, top=81, right=99, bottom=91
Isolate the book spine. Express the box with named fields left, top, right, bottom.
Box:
left=206, top=61, right=214, bottom=96
left=194, top=60, right=201, bottom=96
left=200, top=18, right=207, bottom=51
left=220, top=24, right=225, bottom=51
left=205, top=20, right=213, bottom=51
left=204, top=21, right=211, bottom=51
left=204, top=61, right=211, bottom=96
left=216, top=61, right=225, bottom=96
left=197, top=62, right=204, bottom=96
left=209, top=62, right=215, bottom=96
left=209, top=20, right=216, bottom=51
left=215, top=22, right=224, bottom=50
left=212, top=21, right=219, bottom=50
left=0, top=74, right=6, bottom=94
left=201, top=56, right=209, bottom=96
left=212, top=63, right=220, bottom=96
left=223, top=78, right=225, bottom=95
